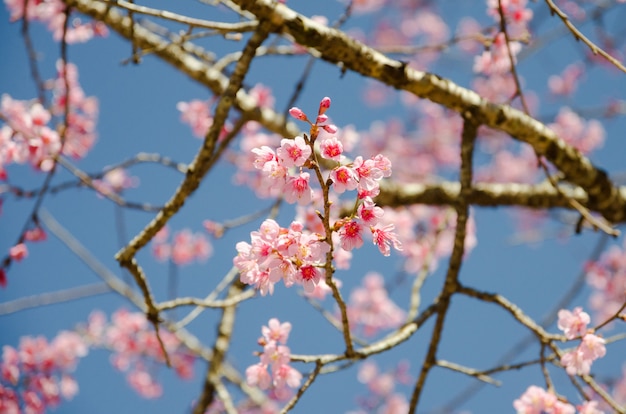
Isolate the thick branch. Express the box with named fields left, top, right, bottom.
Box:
left=374, top=181, right=626, bottom=220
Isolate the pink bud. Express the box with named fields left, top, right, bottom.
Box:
left=323, top=124, right=338, bottom=134
left=288, top=107, right=308, bottom=121
left=316, top=114, right=328, bottom=125
left=318, top=97, right=331, bottom=115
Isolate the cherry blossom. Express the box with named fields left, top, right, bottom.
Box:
left=4, top=0, right=108, bottom=43
left=93, top=168, right=138, bottom=197
left=0, top=331, right=87, bottom=413
left=584, top=240, right=626, bottom=323
left=234, top=219, right=328, bottom=295
left=548, top=108, right=604, bottom=155
left=85, top=309, right=195, bottom=398
left=151, top=226, right=212, bottom=266
left=513, top=385, right=576, bottom=414
left=352, top=360, right=411, bottom=413
left=558, top=307, right=591, bottom=340
left=276, top=136, right=311, bottom=167
left=246, top=319, right=301, bottom=400
left=549, top=63, right=585, bottom=97
left=474, top=32, right=522, bottom=75
left=346, top=272, right=405, bottom=337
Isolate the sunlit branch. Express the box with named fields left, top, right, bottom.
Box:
left=157, top=289, right=256, bottom=311
left=373, top=180, right=626, bottom=224
left=0, top=283, right=111, bottom=316
left=106, top=0, right=259, bottom=33
left=435, top=360, right=501, bottom=386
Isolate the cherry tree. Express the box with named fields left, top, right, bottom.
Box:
left=1, top=0, right=626, bottom=413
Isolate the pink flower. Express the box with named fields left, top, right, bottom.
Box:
left=251, top=145, right=277, bottom=170
left=261, top=319, right=292, bottom=345
left=297, top=265, right=321, bottom=293
left=23, top=227, right=46, bottom=242
left=330, top=165, right=359, bottom=193
left=549, top=63, right=584, bottom=96
left=319, top=136, right=344, bottom=161
left=273, top=363, right=302, bottom=389
left=339, top=220, right=364, bottom=251
left=579, top=334, right=606, bottom=361
left=354, top=156, right=383, bottom=192
left=127, top=369, right=162, bottom=398
left=473, top=32, right=522, bottom=75
left=561, top=348, right=592, bottom=376
left=249, top=83, right=275, bottom=109
left=347, top=273, right=405, bottom=336
left=9, top=243, right=28, bottom=262
left=358, top=197, right=384, bottom=225
left=176, top=100, right=212, bottom=138
left=277, top=136, right=311, bottom=167
left=246, top=363, right=271, bottom=389
left=557, top=307, right=590, bottom=339
left=284, top=172, right=313, bottom=205
left=513, top=385, right=575, bottom=414
left=371, top=224, right=403, bottom=256
left=549, top=107, right=604, bottom=155
left=577, top=400, right=605, bottom=414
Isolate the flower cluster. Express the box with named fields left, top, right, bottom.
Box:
left=92, top=168, right=138, bottom=197
left=235, top=97, right=401, bottom=295
left=513, top=385, right=576, bottom=414
left=245, top=318, right=301, bottom=401
left=584, top=239, right=626, bottom=324
left=0, top=61, right=98, bottom=177
left=5, top=0, right=108, bottom=43
left=1, top=331, right=88, bottom=413
left=350, top=360, right=412, bottom=414
left=84, top=310, right=195, bottom=399
left=557, top=307, right=606, bottom=376
left=2, top=226, right=47, bottom=288
left=346, top=272, right=405, bottom=337
left=151, top=226, right=212, bottom=266
left=234, top=219, right=328, bottom=296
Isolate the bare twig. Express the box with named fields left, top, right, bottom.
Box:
left=544, top=0, right=626, bottom=73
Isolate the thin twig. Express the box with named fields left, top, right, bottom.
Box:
left=544, top=0, right=626, bottom=73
